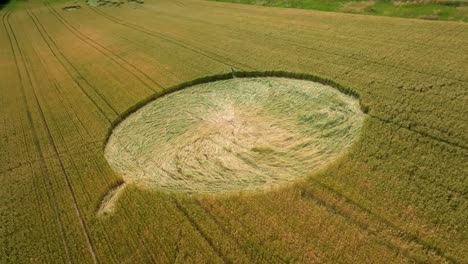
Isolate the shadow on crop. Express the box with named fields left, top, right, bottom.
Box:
left=0, top=0, right=11, bottom=9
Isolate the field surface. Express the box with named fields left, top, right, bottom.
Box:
left=211, top=0, right=468, bottom=22
left=0, top=0, right=467, bottom=263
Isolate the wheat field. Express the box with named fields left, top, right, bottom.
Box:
left=0, top=0, right=467, bottom=263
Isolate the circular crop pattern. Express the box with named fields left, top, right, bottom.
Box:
left=105, top=77, right=365, bottom=193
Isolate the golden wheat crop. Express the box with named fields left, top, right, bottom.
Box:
left=0, top=0, right=466, bottom=263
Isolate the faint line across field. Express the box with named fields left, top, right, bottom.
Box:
left=301, top=178, right=458, bottom=263
left=26, top=8, right=118, bottom=123
left=369, top=114, right=468, bottom=151
left=194, top=1, right=468, bottom=55
left=4, top=9, right=98, bottom=264
left=2, top=9, right=73, bottom=264
left=173, top=198, right=231, bottom=264
left=193, top=199, right=286, bottom=263
left=153, top=10, right=468, bottom=85
left=45, top=2, right=164, bottom=94
left=87, top=5, right=254, bottom=72
left=0, top=139, right=101, bottom=176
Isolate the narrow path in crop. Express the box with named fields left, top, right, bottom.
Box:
left=193, top=0, right=468, bottom=56
left=26, top=6, right=154, bottom=262
left=192, top=199, right=286, bottom=263
left=300, top=178, right=457, bottom=263
left=45, top=1, right=164, bottom=94
left=173, top=198, right=230, bottom=264
left=26, top=8, right=117, bottom=123
left=173, top=7, right=468, bottom=85
left=2, top=9, right=73, bottom=263
left=369, top=114, right=468, bottom=151
left=4, top=9, right=98, bottom=263
left=86, top=4, right=254, bottom=71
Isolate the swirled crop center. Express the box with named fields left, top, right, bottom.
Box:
left=105, top=77, right=365, bottom=193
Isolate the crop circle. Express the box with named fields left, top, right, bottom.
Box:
left=105, top=77, right=365, bottom=193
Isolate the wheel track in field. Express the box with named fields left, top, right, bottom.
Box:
left=27, top=9, right=136, bottom=262
left=195, top=0, right=468, bottom=83
left=46, top=78, right=100, bottom=201
left=27, top=8, right=119, bottom=123
left=174, top=197, right=292, bottom=263
left=174, top=0, right=186, bottom=8
left=193, top=199, right=286, bottom=263
left=193, top=2, right=468, bottom=82
left=76, top=154, right=122, bottom=262
left=45, top=2, right=163, bottom=93
left=126, top=191, right=169, bottom=262
left=2, top=9, right=73, bottom=264
left=87, top=5, right=254, bottom=71
left=153, top=9, right=468, bottom=85
left=306, top=193, right=421, bottom=261
left=301, top=177, right=458, bottom=263
left=274, top=188, right=422, bottom=262
left=0, top=139, right=104, bottom=177
left=365, top=115, right=467, bottom=197
left=3, top=22, right=60, bottom=260
left=172, top=197, right=231, bottom=264
left=368, top=114, right=468, bottom=151
left=45, top=2, right=164, bottom=95
left=195, top=177, right=454, bottom=263
left=214, top=193, right=413, bottom=263
left=28, top=8, right=111, bottom=162
left=158, top=10, right=418, bottom=91
left=195, top=0, right=468, bottom=55
left=175, top=199, right=249, bottom=263
left=4, top=10, right=99, bottom=264
left=339, top=69, right=468, bottom=152
left=140, top=9, right=398, bottom=75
